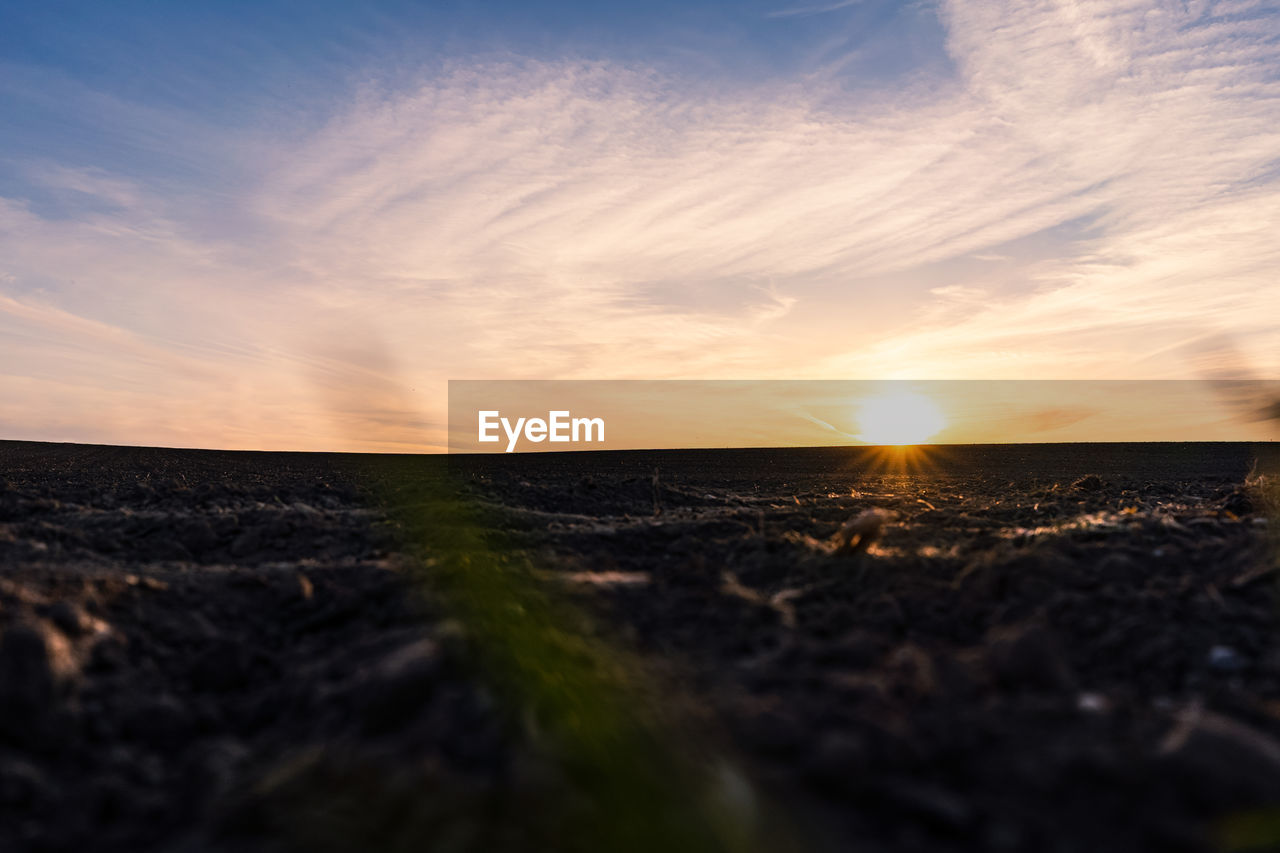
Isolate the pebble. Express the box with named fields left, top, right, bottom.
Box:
left=1208, top=645, right=1247, bottom=673
left=1077, top=692, right=1110, bottom=713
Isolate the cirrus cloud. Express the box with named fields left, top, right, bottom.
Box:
left=1, top=0, right=1278, bottom=449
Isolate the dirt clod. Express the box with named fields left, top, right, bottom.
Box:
left=1072, top=473, right=1104, bottom=492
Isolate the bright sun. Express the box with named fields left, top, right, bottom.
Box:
left=854, top=390, right=946, bottom=446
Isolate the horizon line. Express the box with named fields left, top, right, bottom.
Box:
left=3, top=436, right=1277, bottom=457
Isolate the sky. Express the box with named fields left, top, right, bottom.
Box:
left=2, top=0, right=1279, bottom=451
left=447, top=381, right=1280, bottom=451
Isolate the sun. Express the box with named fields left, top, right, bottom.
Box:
left=854, top=390, right=946, bottom=446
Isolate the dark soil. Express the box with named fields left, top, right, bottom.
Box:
left=2, top=440, right=1280, bottom=852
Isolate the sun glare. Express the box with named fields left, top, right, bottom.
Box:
left=854, top=390, right=946, bottom=446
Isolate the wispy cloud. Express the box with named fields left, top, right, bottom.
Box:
left=814, top=0, right=1280, bottom=379
left=765, top=0, right=864, bottom=19
left=2, top=0, right=1279, bottom=449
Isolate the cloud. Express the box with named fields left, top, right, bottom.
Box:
left=2, top=0, right=1279, bottom=449
left=816, top=0, right=1280, bottom=378
left=257, top=60, right=1107, bottom=290
left=929, top=285, right=987, bottom=303
left=765, top=0, right=865, bottom=19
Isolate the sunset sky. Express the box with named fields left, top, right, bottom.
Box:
left=2, top=1, right=1279, bottom=451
